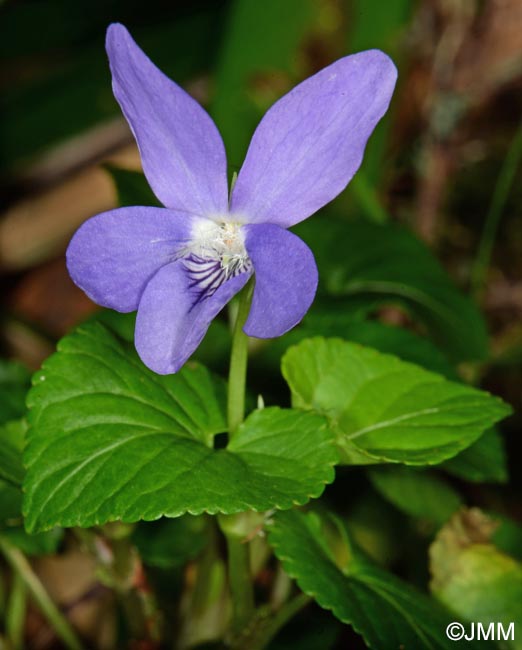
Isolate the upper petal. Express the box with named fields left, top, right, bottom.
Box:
left=106, top=23, right=229, bottom=215
left=230, top=50, right=397, bottom=227
left=135, top=261, right=251, bottom=374
left=243, top=223, right=318, bottom=338
left=66, top=206, right=201, bottom=312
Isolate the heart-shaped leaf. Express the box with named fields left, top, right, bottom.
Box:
left=269, top=509, right=492, bottom=650
left=282, top=338, right=511, bottom=465
left=24, top=322, right=336, bottom=532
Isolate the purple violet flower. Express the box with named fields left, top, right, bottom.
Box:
left=67, top=24, right=397, bottom=374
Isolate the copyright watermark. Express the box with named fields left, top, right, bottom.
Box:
left=446, top=623, right=466, bottom=641
left=446, top=622, right=515, bottom=642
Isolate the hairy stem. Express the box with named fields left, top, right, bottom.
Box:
left=0, top=536, right=83, bottom=650
left=227, top=281, right=253, bottom=439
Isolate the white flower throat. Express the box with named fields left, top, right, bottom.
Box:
left=182, top=219, right=252, bottom=301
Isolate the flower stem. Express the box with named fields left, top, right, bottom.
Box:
left=223, top=286, right=256, bottom=637
left=227, top=281, right=253, bottom=439
left=225, top=533, right=255, bottom=636
left=0, top=536, right=84, bottom=650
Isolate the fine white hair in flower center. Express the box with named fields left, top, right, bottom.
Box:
left=190, top=219, right=248, bottom=264
left=181, top=219, right=251, bottom=301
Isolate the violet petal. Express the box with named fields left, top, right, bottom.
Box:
left=243, top=223, right=318, bottom=338
left=106, top=23, right=229, bottom=215
left=66, top=206, right=200, bottom=312
left=230, top=50, right=397, bottom=227
left=135, top=262, right=251, bottom=374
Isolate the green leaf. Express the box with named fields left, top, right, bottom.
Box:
left=294, top=218, right=489, bottom=361
left=282, top=337, right=511, bottom=465
left=0, top=480, right=23, bottom=524
left=133, top=516, right=208, bottom=569
left=0, top=478, right=62, bottom=555
left=92, top=309, right=136, bottom=343
left=441, top=428, right=508, bottom=483
left=24, top=322, right=337, bottom=532
left=0, top=360, right=30, bottom=424
left=0, top=419, right=26, bottom=487
left=0, top=420, right=62, bottom=556
left=343, top=490, right=403, bottom=566
left=269, top=510, right=489, bottom=650
left=261, top=315, right=457, bottom=380
left=95, top=307, right=232, bottom=372
left=430, top=509, right=522, bottom=648
left=0, top=478, right=62, bottom=557
left=369, top=466, right=462, bottom=526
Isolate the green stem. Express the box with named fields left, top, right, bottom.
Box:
left=226, top=534, right=255, bottom=636
left=232, top=593, right=312, bottom=650
left=224, top=283, right=256, bottom=637
left=227, top=282, right=253, bottom=438
left=252, top=593, right=311, bottom=650
left=471, top=119, right=522, bottom=298
left=0, top=536, right=83, bottom=650
left=178, top=521, right=228, bottom=647
left=6, top=571, right=26, bottom=650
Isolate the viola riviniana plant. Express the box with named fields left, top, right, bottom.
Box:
left=67, top=23, right=397, bottom=374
